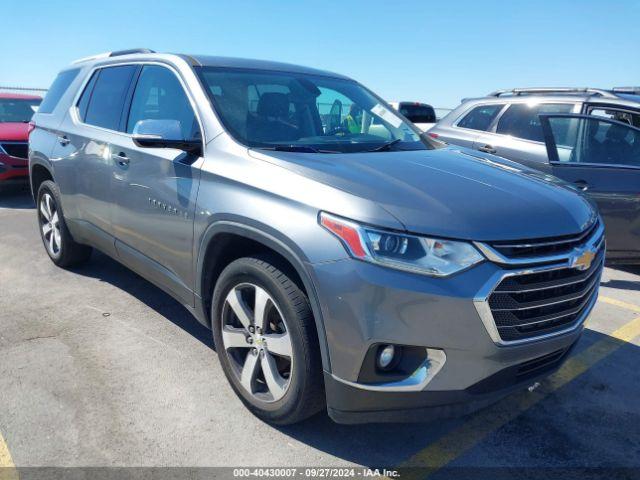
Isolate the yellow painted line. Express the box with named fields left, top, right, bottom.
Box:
left=397, top=313, right=640, bottom=477
left=599, top=295, right=640, bottom=314
left=0, top=429, right=18, bottom=480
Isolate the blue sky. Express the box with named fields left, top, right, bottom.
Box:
left=3, top=0, right=639, bottom=108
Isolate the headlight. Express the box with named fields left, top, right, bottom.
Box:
left=320, top=212, right=484, bottom=277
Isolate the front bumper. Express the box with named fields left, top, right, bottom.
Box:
left=310, top=246, right=600, bottom=423
left=0, top=154, right=29, bottom=183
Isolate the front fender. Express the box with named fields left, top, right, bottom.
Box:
left=194, top=217, right=332, bottom=373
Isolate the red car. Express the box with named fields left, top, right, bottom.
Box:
left=0, top=93, right=42, bottom=187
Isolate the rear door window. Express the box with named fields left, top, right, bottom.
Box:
left=457, top=104, right=504, bottom=131
left=82, top=65, right=137, bottom=131
left=38, top=68, right=80, bottom=114
left=496, top=103, right=574, bottom=142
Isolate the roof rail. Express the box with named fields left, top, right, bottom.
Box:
left=487, top=87, right=617, bottom=99
left=109, top=48, right=155, bottom=57
left=72, top=48, right=156, bottom=64
left=612, top=86, right=640, bottom=95
left=72, top=52, right=111, bottom=64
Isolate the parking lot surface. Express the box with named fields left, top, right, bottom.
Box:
left=1, top=187, right=639, bottom=479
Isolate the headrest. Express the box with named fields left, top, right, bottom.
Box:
left=257, top=92, right=290, bottom=118
left=606, top=124, right=628, bottom=142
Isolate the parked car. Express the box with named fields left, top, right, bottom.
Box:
left=429, top=87, right=640, bottom=264
left=389, top=101, right=437, bottom=131
left=0, top=93, right=41, bottom=188
left=30, top=52, right=603, bottom=425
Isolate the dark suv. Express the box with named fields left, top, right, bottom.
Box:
left=430, top=87, right=640, bottom=263
left=29, top=53, right=602, bottom=424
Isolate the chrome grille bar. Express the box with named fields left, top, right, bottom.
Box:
left=473, top=217, right=605, bottom=345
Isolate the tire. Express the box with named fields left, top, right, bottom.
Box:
left=211, top=255, right=324, bottom=425
left=37, top=180, right=92, bottom=267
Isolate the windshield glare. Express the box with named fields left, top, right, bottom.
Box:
left=197, top=67, right=427, bottom=153
left=0, top=98, right=41, bottom=123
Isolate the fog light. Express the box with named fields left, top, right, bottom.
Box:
left=377, top=344, right=396, bottom=370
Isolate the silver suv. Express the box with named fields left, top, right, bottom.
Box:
left=430, top=87, right=640, bottom=263
left=30, top=52, right=603, bottom=424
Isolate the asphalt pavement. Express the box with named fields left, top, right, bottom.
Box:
left=0, top=187, right=639, bottom=479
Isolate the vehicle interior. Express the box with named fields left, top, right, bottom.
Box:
left=197, top=68, right=424, bottom=152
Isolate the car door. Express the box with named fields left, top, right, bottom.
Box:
left=540, top=113, right=640, bottom=258
left=54, top=64, right=139, bottom=256
left=111, top=64, right=203, bottom=306
left=472, top=102, right=579, bottom=171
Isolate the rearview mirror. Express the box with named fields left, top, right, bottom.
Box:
left=132, top=119, right=202, bottom=155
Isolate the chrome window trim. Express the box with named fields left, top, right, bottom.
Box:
left=331, top=348, right=446, bottom=392
left=68, top=61, right=206, bottom=147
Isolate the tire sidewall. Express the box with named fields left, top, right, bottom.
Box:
left=211, top=259, right=309, bottom=420
left=37, top=181, right=64, bottom=263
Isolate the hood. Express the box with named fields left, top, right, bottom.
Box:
left=249, top=146, right=596, bottom=242
left=0, top=123, right=29, bottom=141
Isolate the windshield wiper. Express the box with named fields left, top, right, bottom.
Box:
left=259, top=145, right=336, bottom=153
left=366, top=139, right=403, bottom=152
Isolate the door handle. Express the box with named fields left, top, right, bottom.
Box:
left=477, top=144, right=497, bottom=154
left=111, top=152, right=130, bottom=166
left=58, top=135, right=70, bottom=147
left=573, top=180, right=589, bottom=192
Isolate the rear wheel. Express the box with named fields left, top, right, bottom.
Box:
left=37, top=180, right=92, bottom=267
left=211, top=256, right=324, bottom=424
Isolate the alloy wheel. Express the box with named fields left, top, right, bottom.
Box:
left=39, top=193, right=62, bottom=256
left=221, top=283, right=293, bottom=402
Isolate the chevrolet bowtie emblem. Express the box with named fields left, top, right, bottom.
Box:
left=572, top=249, right=596, bottom=271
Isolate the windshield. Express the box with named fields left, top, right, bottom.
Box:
left=0, top=98, right=41, bottom=123
left=197, top=67, right=428, bottom=153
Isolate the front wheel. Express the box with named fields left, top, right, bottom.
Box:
left=211, top=256, right=324, bottom=424
left=37, top=180, right=92, bottom=267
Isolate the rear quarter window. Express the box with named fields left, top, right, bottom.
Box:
left=457, top=104, right=504, bottom=131
left=38, top=68, right=81, bottom=114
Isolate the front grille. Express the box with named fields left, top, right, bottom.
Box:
left=1, top=142, right=28, bottom=159
left=487, top=219, right=601, bottom=259
left=488, top=247, right=604, bottom=342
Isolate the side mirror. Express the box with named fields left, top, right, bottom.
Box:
left=132, top=119, right=202, bottom=155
